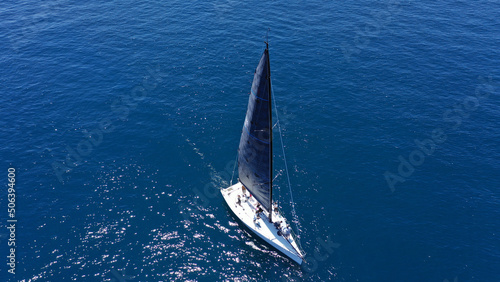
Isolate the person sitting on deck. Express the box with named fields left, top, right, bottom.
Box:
left=273, top=220, right=282, bottom=230
left=236, top=195, right=241, bottom=206
left=253, top=210, right=261, bottom=224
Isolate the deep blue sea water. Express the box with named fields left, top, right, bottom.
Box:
left=1, top=0, right=499, bottom=281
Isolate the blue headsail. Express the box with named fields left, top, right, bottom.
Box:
left=238, top=47, right=272, bottom=212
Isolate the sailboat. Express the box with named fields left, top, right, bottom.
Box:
left=221, top=42, right=305, bottom=264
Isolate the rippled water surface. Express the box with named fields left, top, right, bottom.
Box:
left=1, top=0, right=499, bottom=281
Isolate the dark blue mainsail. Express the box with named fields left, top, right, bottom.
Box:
left=238, top=47, right=272, bottom=212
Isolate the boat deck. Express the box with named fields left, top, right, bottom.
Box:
left=221, top=182, right=304, bottom=264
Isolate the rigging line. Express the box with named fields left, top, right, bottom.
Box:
left=271, top=81, right=302, bottom=239
left=230, top=151, right=238, bottom=186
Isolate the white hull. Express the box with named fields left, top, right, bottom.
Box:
left=221, top=182, right=304, bottom=264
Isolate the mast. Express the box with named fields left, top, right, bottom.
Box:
left=266, top=40, right=273, bottom=223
